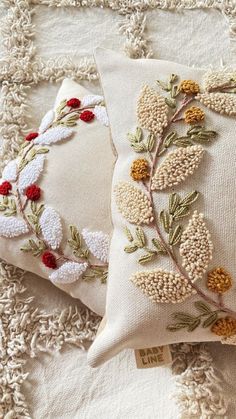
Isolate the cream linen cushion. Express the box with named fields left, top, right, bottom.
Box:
left=88, top=49, right=236, bottom=367
left=0, top=78, right=115, bottom=316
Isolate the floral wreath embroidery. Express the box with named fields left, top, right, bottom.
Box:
left=114, top=71, right=236, bottom=343
left=0, top=95, right=109, bottom=285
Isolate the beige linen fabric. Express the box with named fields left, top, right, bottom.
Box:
left=0, top=78, right=115, bottom=316
left=88, top=49, right=236, bottom=367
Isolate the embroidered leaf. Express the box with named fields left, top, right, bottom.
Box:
left=179, top=211, right=213, bottom=281
left=169, top=225, right=182, bottom=246
left=151, top=238, right=167, bottom=253
left=93, top=106, right=109, bottom=127
left=2, top=160, right=18, bottom=182
left=135, top=227, right=146, bottom=247
left=130, top=269, right=195, bottom=303
left=194, top=301, right=212, bottom=316
left=124, top=244, right=138, bottom=253
left=115, top=182, right=153, bottom=225
left=49, top=262, right=88, bottom=284
left=138, top=250, right=156, bottom=264
left=202, top=313, right=218, bottom=328
left=21, top=239, right=47, bottom=257
left=38, top=109, right=55, bottom=134
left=39, top=206, right=63, bottom=250
left=151, top=145, right=204, bottom=191
left=127, top=127, right=147, bottom=153
left=81, top=95, right=104, bottom=107
left=169, top=193, right=180, bottom=215
left=196, top=92, right=236, bottom=116
left=180, top=191, right=199, bottom=207
left=0, top=216, right=29, bottom=238
left=82, top=229, right=109, bottom=263
left=137, top=85, right=168, bottom=135
left=18, top=155, right=45, bottom=192
left=82, top=266, right=108, bottom=284
left=160, top=210, right=170, bottom=233
left=202, top=71, right=236, bottom=92
left=34, top=126, right=73, bottom=145
left=124, top=226, right=133, bottom=242
left=68, top=225, right=89, bottom=260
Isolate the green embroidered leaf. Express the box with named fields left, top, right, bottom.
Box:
left=173, top=137, right=192, bottom=147
left=169, top=225, right=182, bottom=246
left=169, top=193, right=180, bottom=215
left=146, top=133, right=155, bottom=151
left=68, top=225, right=89, bottom=260
left=135, top=227, right=146, bottom=247
left=56, top=99, right=67, bottom=116
left=0, top=197, right=17, bottom=216
left=172, top=312, right=196, bottom=324
left=20, top=239, right=47, bottom=257
left=194, top=301, right=212, bottom=314
left=167, top=323, right=187, bottom=332
left=124, top=245, right=138, bottom=253
left=82, top=266, right=108, bottom=284
left=124, top=226, right=133, bottom=242
left=36, top=148, right=49, bottom=154
left=202, top=313, right=218, bottom=328
left=151, top=238, right=167, bottom=253
left=187, top=318, right=201, bottom=332
left=160, top=210, right=170, bottom=233
left=173, top=205, right=190, bottom=220
left=180, top=191, right=199, bottom=207
left=138, top=251, right=156, bottom=265
left=165, top=97, right=176, bottom=109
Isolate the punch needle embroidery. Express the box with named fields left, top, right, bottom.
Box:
left=0, top=96, right=110, bottom=285
left=115, top=72, right=236, bottom=341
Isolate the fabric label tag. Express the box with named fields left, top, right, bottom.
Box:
left=134, top=345, right=172, bottom=369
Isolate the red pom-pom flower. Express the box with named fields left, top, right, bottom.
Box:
left=25, top=132, right=38, bottom=142
left=25, top=184, right=41, bottom=201
left=80, top=110, right=95, bottom=122
left=0, top=181, right=12, bottom=196
left=66, top=98, right=81, bottom=108
left=42, top=251, right=57, bottom=269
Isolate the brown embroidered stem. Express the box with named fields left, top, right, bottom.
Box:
left=171, top=95, right=194, bottom=122
left=55, top=105, right=96, bottom=125
left=147, top=100, right=236, bottom=318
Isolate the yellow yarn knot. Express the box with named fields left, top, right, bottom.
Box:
left=131, top=158, right=150, bottom=181
left=180, top=80, right=200, bottom=95
left=211, top=317, right=236, bottom=337
left=207, top=267, right=232, bottom=294
left=184, top=106, right=205, bottom=124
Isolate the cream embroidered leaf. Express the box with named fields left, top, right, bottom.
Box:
left=38, top=109, right=55, bottom=134
left=115, top=182, right=153, bottom=225
left=131, top=269, right=195, bottom=304
left=82, top=229, right=109, bottom=263
left=137, top=85, right=168, bottom=135
left=0, top=216, right=29, bottom=238
left=94, top=106, right=109, bottom=127
left=39, top=206, right=63, bottom=250
left=2, top=160, right=18, bottom=182
left=34, top=126, right=73, bottom=145
left=196, top=92, right=236, bottom=116
left=151, top=145, right=204, bottom=190
left=179, top=210, right=213, bottom=281
left=202, top=70, right=236, bottom=92
left=18, top=155, right=45, bottom=193
left=49, top=262, right=88, bottom=284
left=81, top=95, right=104, bottom=107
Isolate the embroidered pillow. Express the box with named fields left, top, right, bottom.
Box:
left=88, top=49, right=236, bottom=367
left=0, top=78, right=115, bottom=316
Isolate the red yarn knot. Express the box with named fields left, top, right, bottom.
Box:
left=67, top=98, right=81, bottom=108
left=80, top=110, right=95, bottom=122
left=0, top=181, right=12, bottom=195
left=25, top=132, right=39, bottom=142
left=25, top=184, right=41, bottom=201
left=42, top=251, right=57, bottom=269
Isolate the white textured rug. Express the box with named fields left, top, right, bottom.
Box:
left=0, top=1, right=236, bottom=418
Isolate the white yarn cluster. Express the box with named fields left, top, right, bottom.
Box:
left=151, top=145, right=204, bottom=190
left=115, top=181, right=153, bottom=225
left=2, top=160, right=18, bottom=182
left=196, top=92, right=236, bottom=116
left=0, top=216, right=29, bottom=238
left=131, top=269, right=195, bottom=304
left=180, top=211, right=213, bottom=281
left=49, top=262, right=88, bottom=284
left=39, top=206, right=63, bottom=250
left=137, top=85, right=168, bottom=135
left=34, top=126, right=73, bottom=145
left=81, top=94, right=104, bottom=107
left=82, top=228, right=109, bottom=263
left=18, top=155, right=45, bottom=192
left=93, top=105, right=109, bottom=126
left=38, top=109, right=55, bottom=134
